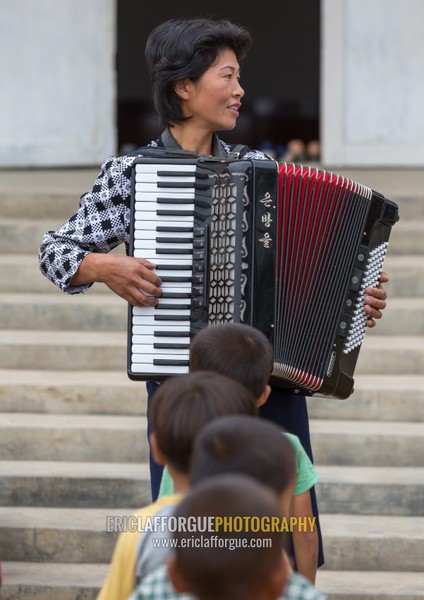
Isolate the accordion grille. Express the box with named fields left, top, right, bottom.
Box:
left=208, top=175, right=239, bottom=324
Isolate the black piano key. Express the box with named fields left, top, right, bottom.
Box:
left=156, top=264, right=192, bottom=270
left=156, top=303, right=191, bottom=310
left=157, top=170, right=196, bottom=177
left=154, top=359, right=190, bottom=366
left=156, top=248, right=193, bottom=255
left=154, top=343, right=190, bottom=350
left=158, top=181, right=195, bottom=189
left=160, top=292, right=191, bottom=299
left=160, top=276, right=192, bottom=282
left=156, top=226, right=194, bottom=233
left=157, top=210, right=194, bottom=217
left=154, top=331, right=190, bottom=337
left=154, top=315, right=190, bottom=321
left=156, top=237, right=193, bottom=244
left=157, top=197, right=194, bottom=203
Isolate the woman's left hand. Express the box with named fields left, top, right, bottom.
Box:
left=364, top=271, right=389, bottom=328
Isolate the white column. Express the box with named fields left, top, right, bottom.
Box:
left=0, top=0, right=116, bottom=167
left=321, top=0, right=424, bottom=167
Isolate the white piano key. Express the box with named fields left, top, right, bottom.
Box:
left=135, top=164, right=196, bottom=174
left=135, top=211, right=195, bottom=223
left=132, top=322, right=190, bottom=333
left=159, top=283, right=192, bottom=293
left=132, top=346, right=189, bottom=356
left=137, top=251, right=195, bottom=262
left=135, top=174, right=196, bottom=184
left=134, top=201, right=195, bottom=212
left=133, top=229, right=193, bottom=240
left=155, top=268, right=193, bottom=277
left=130, top=256, right=192, bottom=267
left=130, top=363, right=189, bottom=375
left=131, top=314, right=190, bottom=326
left=131, top=334, right=190, bottom=344
left=135, top=184, right=195, bottom=194
left=133, top=239, right=194, bottom=251
left=156, top=297, right=192, bottom=306
left=134, top=220, right=194, bottom=231
left=154, top=308, right=192, bottom=316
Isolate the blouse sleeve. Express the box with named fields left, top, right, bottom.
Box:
left=38, top=154, right=135, bottom=294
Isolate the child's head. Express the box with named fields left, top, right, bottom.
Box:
left=189, top=323, right=274, bottom=401
left=148, top=371, right=256, bottom=474
left=189, top=414, right=296, bottom=518
left=168, top=474, right=287, bottom=600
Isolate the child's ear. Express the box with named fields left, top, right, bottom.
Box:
left=256, top=384, right=272, bottom=408
left=168, top=557, right=190, bottom=593
left=149, top=433, right=167, bottom=466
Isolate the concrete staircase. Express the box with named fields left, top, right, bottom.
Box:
left=0, top=167, right=424, bottom=599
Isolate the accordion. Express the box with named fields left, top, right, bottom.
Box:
left=127, top=152, right=399, bottom=399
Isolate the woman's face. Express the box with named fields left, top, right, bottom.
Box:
left=181, top=48, right=245, bottom=133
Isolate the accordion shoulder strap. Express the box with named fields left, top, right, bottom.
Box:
left=227, top=144, right=250, bottom=159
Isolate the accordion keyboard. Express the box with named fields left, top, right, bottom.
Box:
left=130, top=162, right=199, bottom=377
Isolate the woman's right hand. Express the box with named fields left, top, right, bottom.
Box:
left=71, top=253, right=162, bottom=306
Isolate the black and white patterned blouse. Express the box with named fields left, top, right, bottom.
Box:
left=38, top=131, right=272, bottom=294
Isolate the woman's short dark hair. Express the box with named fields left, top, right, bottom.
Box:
left=145, top=17, right=252, bottom=127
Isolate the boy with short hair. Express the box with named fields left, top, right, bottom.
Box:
left=97, top=371, right=256, bottom=600
left=169, top=474, right=288, bottom=600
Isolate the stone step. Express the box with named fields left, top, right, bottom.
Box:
left=0, top=561, right=108, bottom=600
left=307, top=374, right=424, bottom=422
left=1, top=459, right=421, bottom=516
left=0, top=168, right=97, bottom=218
left=316, top=466, right=424, bottom=516
left=0, top=460, right=151, bottom=508
left=374, top=297, right=424, bottom=335
left=382, top=255, right=424, bottom=297
left=1, top=412, right=422, bottom=468
left=310, top=419, right=424, bottom=467
left=319, top=514, right=424, bottom=572
left=0, top=292, right=126, bottom=331
left=0, top=255, right=117, bottom=294
left=0, top=506, right=131, bottom=563
left=0, top=293, right=422, bottom=335
left=1, top=507, right=422, bottom=571
left=1, top=329, right=422, bottom=375
left=0, top=330, right=127, bottom=371
left=0, top=218, right=60, bottom=254
left=355, top=335, right=424, bottom=374
left=1, top=370, right=422, bottom=424
left=316, top=570, right=424, bottom=600
left=0, top=413, right=148, bottom=462
left=385, top=220, right=424, bottom=255
left=0, top=369, right=146, bottom=415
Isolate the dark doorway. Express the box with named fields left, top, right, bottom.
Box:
left=117, top=1, right=320, bottom=158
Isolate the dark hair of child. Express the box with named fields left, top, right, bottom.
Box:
left=148, top=370, right=257, bottom=474
left=189, top=323, right=274, bottom=399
